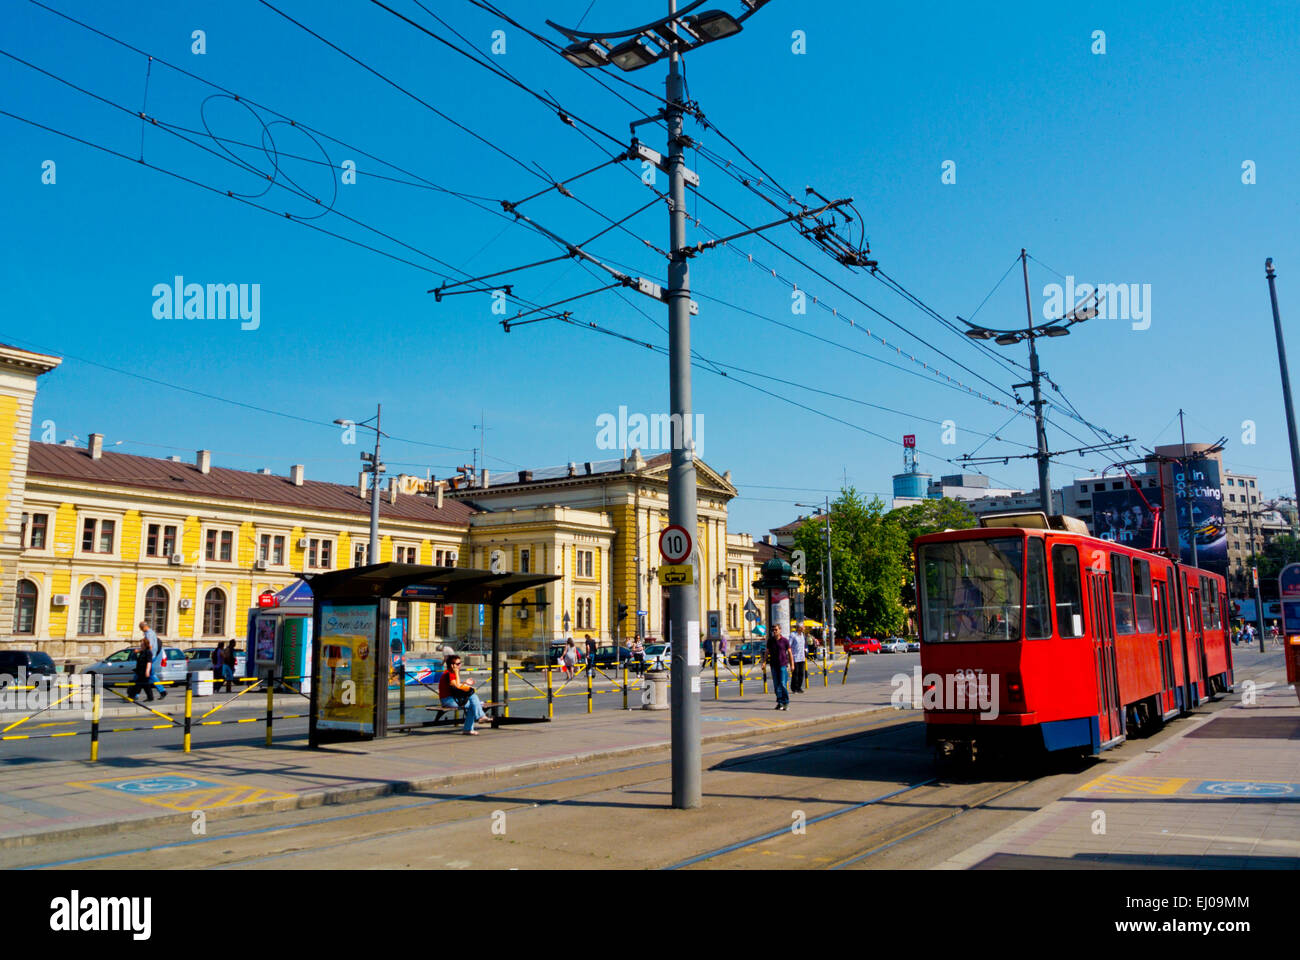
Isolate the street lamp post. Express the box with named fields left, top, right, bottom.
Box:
left=334, top=403, right=385, bottom=564
left=1266, top=259, right=1300, bottom=529
left=961, top=250, right=1098, bottom=515
left=546, top=0, right=767, bottom=811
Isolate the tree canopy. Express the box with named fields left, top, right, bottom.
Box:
left=791, top=487, right=910, bottom=638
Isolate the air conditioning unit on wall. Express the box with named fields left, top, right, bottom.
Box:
left=298, top=538, right=309, bottom=549
left=254, top=559, right=268, bottom=571
left=169, top=553, right=183, bottom=565
left=179, top=598, right=193, bottom=610
left=51, top=594, right=70, bottom=606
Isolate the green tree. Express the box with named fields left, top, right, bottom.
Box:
left=1258, top=534, right=1300, bottom=587
left=792, top=487, right=910, bottom=637
left=885, top=497, right=977, bottom=611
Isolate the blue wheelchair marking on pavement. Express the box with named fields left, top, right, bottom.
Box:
left=111, top=776, right=224, bottom=794
left=1194, top=781, right=1298, bottom=797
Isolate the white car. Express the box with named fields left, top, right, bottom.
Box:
left=83, top=646, right=189, bottom=688
left=642, top=643, right=670, bottom=668
left=881, top=638, right=909, bottom=653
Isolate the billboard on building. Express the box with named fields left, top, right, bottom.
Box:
left=1174, top=459, right=1227, bottom=577
left=1090, top=486, right=1157, bottom=549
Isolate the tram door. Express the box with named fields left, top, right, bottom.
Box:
left=1153, top=578, right=1176, bottom=715
left=1186, top=581, right=1208, bottom=699
left=1088, top=571, right=1123, bottom=745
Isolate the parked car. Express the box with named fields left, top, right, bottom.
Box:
left=183, top=647, right=247, bottom=676
left=642, top=642, right=670, bottom=668
left=591, top=645, right=636, bottom=668
left=843, top=637, right=881, bottom=655
left=727, top=640, right=766, bottom=665
left=880, top=638, right=909, bottom=653
left=0, top=649, right=58, bottom=678
left=83, top=646, right=189, bottom=687
left=905, top=639, right=921, bottom=653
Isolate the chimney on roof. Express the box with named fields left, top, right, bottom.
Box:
left=168, top=455, right=182, bottom=462
left=584, top=461, right=593, bottom=475
left=482, top=469, right=490, bottom=489
left=88, top=433, right=103, bottom=460
left=763, top=535, right=772, bottom=545
left=259, top=468, right=272, bottom=475
left=358, top=472, right=367, bottom=499
left=519, top=470, right=533, bottom=483
left=388, top=477, right=398, bottom=504
left=436, top=482, right=444, bottom=509
left=290, top=464, right=304, bottom=486
left=567, top=461, right=578, bottom=477
left=197, top=450, right=211, bottom=474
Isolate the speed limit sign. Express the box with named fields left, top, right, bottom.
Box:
left=659, top=525, right=692, bottom=564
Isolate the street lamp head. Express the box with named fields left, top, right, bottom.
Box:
left=1043, top=325, right=1070, bottom=337
left=332, top=418, right=348, bottom=426
left=994, top=333, right=1021, bottom=346
left=964, top=327, right=994, bottom=340
left=561, top=40, right=609, bottom=68
left=685, top=11, right=743, bottom=41
left=1266, top=257, right=1276, bottom=278
left=608, top=35, right=663, bottom=70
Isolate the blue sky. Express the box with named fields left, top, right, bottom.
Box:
left=4, top=0, right=1300, bottom=537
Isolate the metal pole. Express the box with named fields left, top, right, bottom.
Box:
left=1245, top=492, right=1266, bottom=652
left=666, top=0, right=700, bottom=809
left=1267, top=259, right=1300, bottom=529
left=1179, top=409, right=1199, bottom=569
left=824, top=497, right=836, bottom=651
left=1022, top=250, right=1052, bottom=514
left=370, top=403, right=382, bottom=563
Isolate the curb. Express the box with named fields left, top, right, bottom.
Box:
left=0, top=703, right=901, bottom=852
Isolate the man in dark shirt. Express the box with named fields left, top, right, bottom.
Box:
left=766, top=626, right=791, bottom=710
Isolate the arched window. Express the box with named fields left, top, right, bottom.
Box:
left=144, top=585, right=169, bottom=635
left=14, top=579, right=37, bottom=635
left=78, top=582, right=106, bottom=636
left=202, top=587, right=226, bottom=636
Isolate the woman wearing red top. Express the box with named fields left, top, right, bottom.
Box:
left=439, top=655, right=486, bottom=735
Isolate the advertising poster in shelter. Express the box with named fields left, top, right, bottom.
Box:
left=316, top=603, right=377, bottom=733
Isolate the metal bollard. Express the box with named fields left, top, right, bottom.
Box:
left=586, top=663, right=593, bottom=713
left=841, top=653, right=850, bottom=685
left=400, top=668, right=406, bottom=725
left=265, top=671, right=275, bottom=747
left=713, top=654, right=719, bottom=700
left=504, top=667, right=510, bottom=719
left=622, top=664, right=629, bottom=710
left=738, top=659, right=745, bottom=698
left=823, top=650, right=829, bottom=686
left=183, top=674, right=193, bottom=753
left=90, top=686, right=101, bottom=762
left=546, top=667, right=554, bottom=720
left=763, top=660, right=769, bottom=695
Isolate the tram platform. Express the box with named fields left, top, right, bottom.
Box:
left=942, top=675, right=1300, bottom=869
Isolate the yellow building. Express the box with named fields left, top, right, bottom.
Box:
left=1, top=347, right=761, bottom=662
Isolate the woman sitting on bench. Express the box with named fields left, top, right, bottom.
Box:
left=439, top=654, right=487, bottom=735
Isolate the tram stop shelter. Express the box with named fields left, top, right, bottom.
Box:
left=298, top=562, right=559, bottom=746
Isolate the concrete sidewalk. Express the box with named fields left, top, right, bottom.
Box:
left=941, top=676, right=1300, bottom=870
left=0, top=665, right=890, bottom=850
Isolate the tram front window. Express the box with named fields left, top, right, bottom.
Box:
left=919, top=537, right=1024, bottom=643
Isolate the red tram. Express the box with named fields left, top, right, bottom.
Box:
left=914, top=512, right=1233, bottom=760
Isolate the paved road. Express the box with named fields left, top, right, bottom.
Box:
left=8, top=674, right=1255, bottom=871
left=0, top=654, right=918, bottom=764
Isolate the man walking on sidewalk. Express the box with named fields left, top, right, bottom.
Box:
left=766, top=626, right=791, bottom=711
left=789, top=625, right=807, bottom=693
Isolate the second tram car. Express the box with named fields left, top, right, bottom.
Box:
left=914, top=512, right=1232, bottom=760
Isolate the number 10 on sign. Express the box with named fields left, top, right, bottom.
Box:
left=659, top=525, right=691, bottom=564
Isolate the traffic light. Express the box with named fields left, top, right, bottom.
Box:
left=618, top=602, right=628, bottom=622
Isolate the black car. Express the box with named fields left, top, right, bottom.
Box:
left=727, top=640, right=766, bottom=665
left=0, top=649, right=58, bottom=678
left=590, top=645, right=635, bottom=668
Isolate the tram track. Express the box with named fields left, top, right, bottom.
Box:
left=15, top=710, right=919, bottom=870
